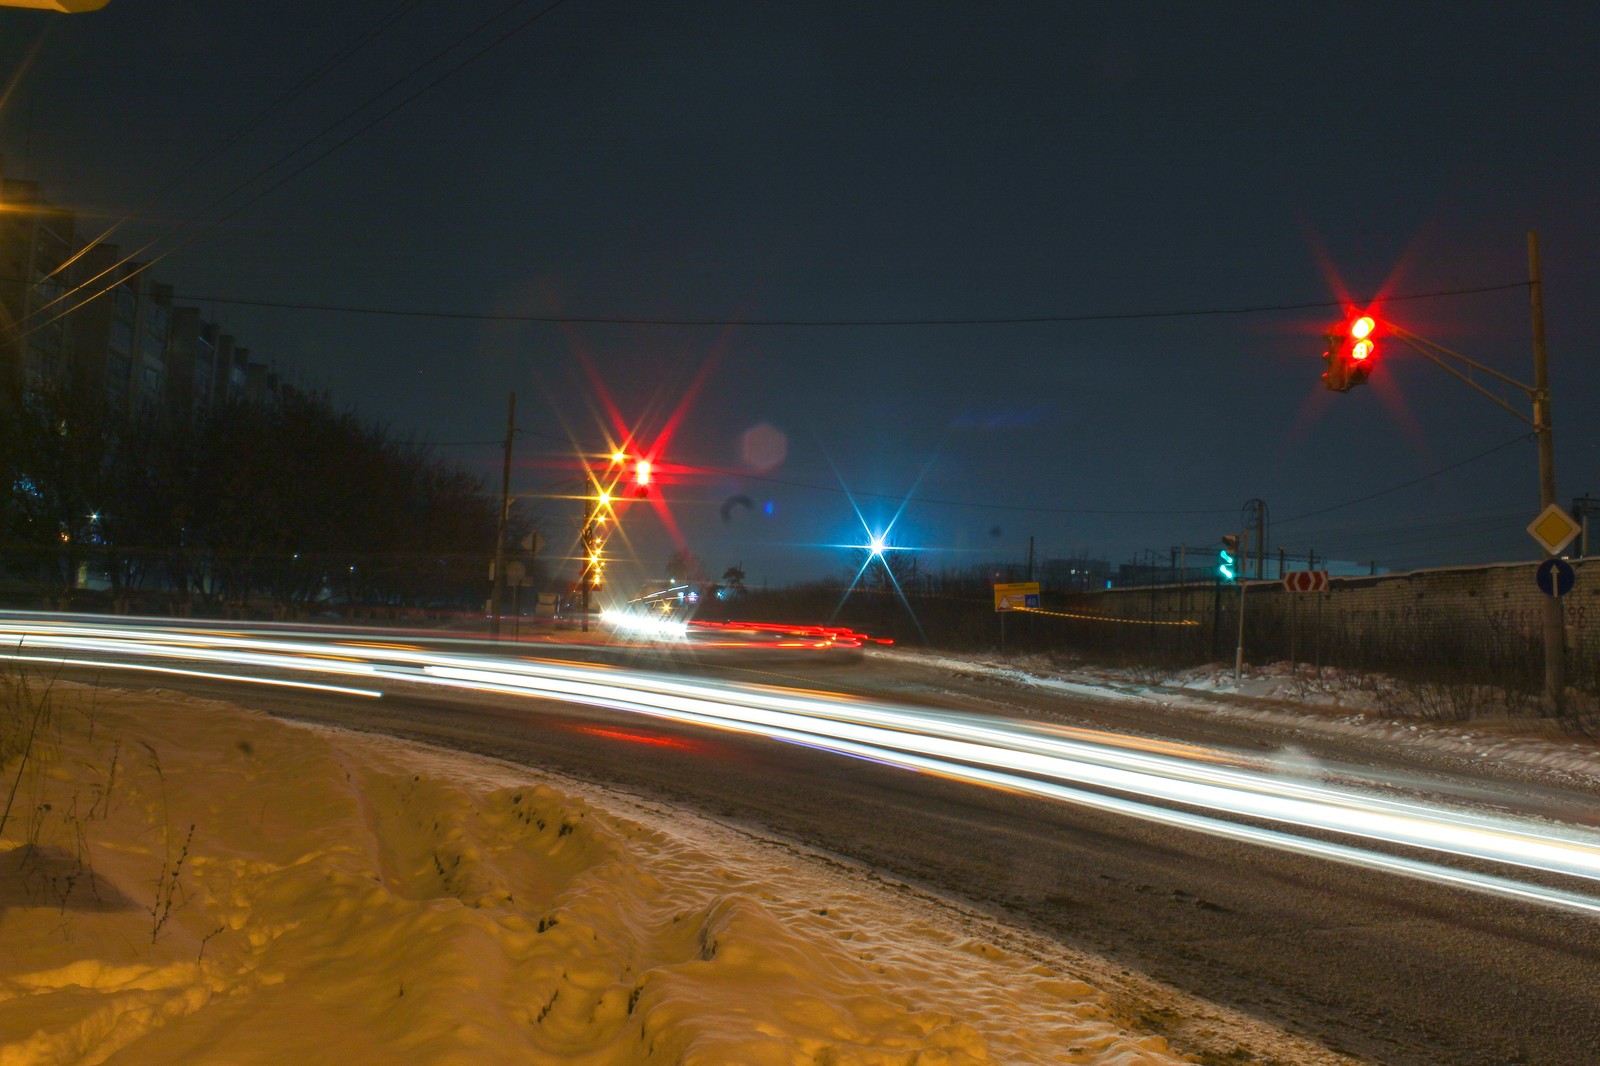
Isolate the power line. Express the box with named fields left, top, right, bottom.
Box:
left=494, top=426, right=1233, bottom=516
left=669, top=462, right=1234, bottom=517
left=1275, top=433, right=1535, bottom=526
left=21, top=0, right=572, bottom=341
left=134, top=280, right=1530, bottom=329
left=501, top=426, right=1535, bottom=523
left=43, top=0, right=428, bottom=288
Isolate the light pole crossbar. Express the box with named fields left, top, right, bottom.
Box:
left=1388, top=325, right=1540, bottom=428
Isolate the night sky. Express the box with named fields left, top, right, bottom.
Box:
left=3, top=1, right=1597, bottom=590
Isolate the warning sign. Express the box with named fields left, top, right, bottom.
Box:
left=993, top=581, right=1041, bottom=612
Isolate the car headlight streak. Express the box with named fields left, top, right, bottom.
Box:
left=4, top=615, right=1600, bottom=917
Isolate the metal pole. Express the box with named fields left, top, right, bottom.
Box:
left=1234, top=530, right=1248, bottom=680
left=1290, top=588, right=1298, bottom=674
left=491, top=391, right=515, bottom=639
left=1315, top=589, right=1324, bottom=678
left=1529, top=231, right=1566, bottom=713
left=581, top=476, right=594, bottom=633
left=1255, top=501, right=1266, bottom=580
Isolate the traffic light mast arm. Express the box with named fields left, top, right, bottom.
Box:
left=1387, top=324, right=1539, bottom=428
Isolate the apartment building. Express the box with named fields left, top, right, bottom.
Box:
left=0, top=175, right=78, bottom=393
left=0, top=159, right=277, bottom=417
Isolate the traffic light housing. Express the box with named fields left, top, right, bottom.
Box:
left=1322, top=314, right=1378, bottom=392
left=1219, top=532, right=1247, bottom=582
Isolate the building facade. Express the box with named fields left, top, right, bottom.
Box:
left=0, top=158, right=277, bottom=417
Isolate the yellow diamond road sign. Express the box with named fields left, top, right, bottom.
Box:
left=1527, top=503, right=1581, bottom=555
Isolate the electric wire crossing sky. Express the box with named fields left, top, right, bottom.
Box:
left=5, top=614, right=1600, bottom=918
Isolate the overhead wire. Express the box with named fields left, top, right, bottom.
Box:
left=42, top=279, right=1530, bottom=330
left=1274, top=433, right=1535, bottom=526
left=41, top=0, right=429, bottom=288
left=21, top=0, right=572, bottom=341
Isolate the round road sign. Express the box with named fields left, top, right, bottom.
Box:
left=1536, top=557, right=1576, bottom=598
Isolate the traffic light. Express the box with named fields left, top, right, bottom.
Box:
left=631, top=458, right=652, bottom=498
left=1322, top=314, right=1378, bottom=392
left=1219, top=532, right=1246, bottom=582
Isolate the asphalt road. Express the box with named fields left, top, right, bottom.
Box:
left=34, top=636, right=1600, bottom=1066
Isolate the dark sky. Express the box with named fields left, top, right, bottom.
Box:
left=3, top=0, right=1597, bottom=589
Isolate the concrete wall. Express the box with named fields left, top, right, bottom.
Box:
left=1059, top=558, right=1599, bottom=686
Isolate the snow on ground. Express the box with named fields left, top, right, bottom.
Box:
left=887, top=649, right=1600, bottom=784
left=0, top=682, right=1350, bottom=1065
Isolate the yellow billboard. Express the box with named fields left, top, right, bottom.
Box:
left=993, top=581, right=1040, bottom=612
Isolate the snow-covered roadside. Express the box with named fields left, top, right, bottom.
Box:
left=885, top=648, right=1600, bottom=784
left=0, top=683, right=1351, bottom=1065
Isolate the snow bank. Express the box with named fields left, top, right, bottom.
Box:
left=0, top=685, right=1217, bottom=1065
left=885, top=649, right=1600, bottom=783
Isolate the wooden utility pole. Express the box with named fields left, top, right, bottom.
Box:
left=490, top=392, right=515, bottom=639
left=1385, top=232, right=1567, bottom=712
left=1529, top=232, right=1566, bottom=712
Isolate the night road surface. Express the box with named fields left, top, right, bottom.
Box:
left=5, top=614, right=1599, bottom=1066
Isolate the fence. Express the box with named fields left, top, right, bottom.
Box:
left=704, top=559, right=1599, bottom=693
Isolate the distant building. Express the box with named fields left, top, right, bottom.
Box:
left=58, top=243, right=170, bottom=417
left=0, top=175, right=77, bottom=394
left=0, top=161, right=283, bottom=418
left=1038, top=557, right=1111, bottom=592
left=166, top=307, right=211, bottom=416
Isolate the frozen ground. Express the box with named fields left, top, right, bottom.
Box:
left=0, top=682, right=1355, bottom=1065
left=884, top=649, right=1600, bottom=785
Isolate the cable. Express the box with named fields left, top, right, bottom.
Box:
left=21, top=0, right=571, bottom=339
left=664, top=461, right=1235, bottom=517
left=43, top=0, right=428, bottom=287
left=98, top=280, right=1530, bottom=329
left=495, top=426, right=1232, bottom=516
left=507, top=426, right=1532, bottom=524
left=1274, top=433, right=1535, bottom=526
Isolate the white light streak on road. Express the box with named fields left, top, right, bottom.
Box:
left=4, top=614, right=1599, bottom=916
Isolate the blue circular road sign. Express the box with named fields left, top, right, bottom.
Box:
left=1536, top=557, right=1576, bottom=598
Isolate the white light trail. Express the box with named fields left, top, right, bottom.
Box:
left=6, top=655, right=384, bottom=698
left=4, top=615, right=1600, bottom=917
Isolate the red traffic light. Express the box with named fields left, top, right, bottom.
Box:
left=1321, top=313, right=1378, bottom=391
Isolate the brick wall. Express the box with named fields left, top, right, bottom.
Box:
left=1058, top=559, right=1599, bottom=687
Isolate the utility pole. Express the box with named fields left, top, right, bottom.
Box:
left=1234, top=529, right=1248, bottom=680
left=1529, top=231, right=1566, bottom=712
left=1384, top=233, right=1566, bottom=711
left=490, top=392, right=515, bottom=639
left=580, top=475, right=595, bottom=633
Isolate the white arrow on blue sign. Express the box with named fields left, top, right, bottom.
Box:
left=1536, top=557, right=1576, bottom=598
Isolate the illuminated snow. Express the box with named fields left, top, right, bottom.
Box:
left=0, top=687, right=1223, bottom=1064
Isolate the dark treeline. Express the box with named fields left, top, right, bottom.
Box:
left=1, top=382, right=512, bottom=617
